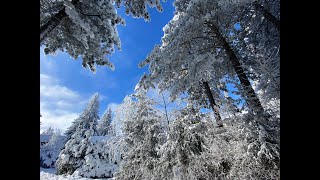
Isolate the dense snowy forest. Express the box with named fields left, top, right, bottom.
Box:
left=40, top=0, right=280, bottom=179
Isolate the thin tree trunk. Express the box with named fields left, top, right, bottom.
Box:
left=206, top=21, right=265, bottom=115
left=253, top=1, right=280, bottom=32
left=202, top=81, right=222, bottom=126
left=40, top=0, right=80, bottom=43
left=161, top=93, right=170, bottom=131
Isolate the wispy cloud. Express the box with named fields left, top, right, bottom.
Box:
left=40, top=74, right=80, bottom=99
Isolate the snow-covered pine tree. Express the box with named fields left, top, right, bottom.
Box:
left=227, top=0, right=280, bottom=108
left=139, top=0, right=270, bottom=117
left=64, top=119, right=80, bottom=142
left=41, top=126, right=55, bottom=136
left=40, top=0, right=166, bottom=72
left=136, top=10, right=227, bottom=125
left=64, top=93, right=100, bottom=141
left=56, top=93, right=100, bottom=175
left=40, top=0, right=124, bottom=72
left=116, top=90, right=165, bottom=180
left=97, top=108, right=113, bottom=136
left=153, top=105, right=218, bottom=180
left=222, top=0, right=280, bottom=144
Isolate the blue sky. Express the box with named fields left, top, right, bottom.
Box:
left=40, top=2, right=176, bottom=133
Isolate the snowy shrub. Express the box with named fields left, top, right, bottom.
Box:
left=40, top=128, right=65, bottom=169
left=74, top=135, right=123, bottom=178
left=56, top=128, right=94, bottom=175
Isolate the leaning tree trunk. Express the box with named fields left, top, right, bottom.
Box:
left=206, top=21, right=265, bottom=115
left=253, top=1, right=280, bottom=32
left=40, top=0, right=80, bottom=43
left=202, top=81, right=222, bottom=126
left=205, top=20, right=278, bottom=146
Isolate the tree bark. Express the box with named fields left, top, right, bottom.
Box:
left=202, top=81, right=222, bottom=126
left=206, top=21, right=265, bottom=115
left=253, top=1, right=280, bottom=32
left=40, top=0, right=80, bottom=43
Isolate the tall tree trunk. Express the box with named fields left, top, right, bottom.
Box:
left=202, top=81, right=222, bottom=126
left=40, top=0, right=80, bottom=43
left=206, top=21, right=278, bottom=146
left=253, top=1, right=280, bottom=32
left=206, top=21, right=265, bottom=115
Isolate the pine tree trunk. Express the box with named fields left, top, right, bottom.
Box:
left=40, top=0, right=80, bottom=43
left=253, top=1, right=280, bottom=32
left=206, top=21, right=265, bottom=115
left=206, top=21, right=278, bottom=146
left=202, top=81, right=222, bottom=126
left=40, top=8, right=67, bottom=43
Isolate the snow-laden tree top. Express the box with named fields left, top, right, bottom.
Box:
left=137, top=0, right=243, bottom=102
left=97, top=108, right=113, bottom=136
left=40, top=0, right=166, bottom=72
left=138, top=0, right=279, bottom=114
left=64, top=93, right=100, bottom=141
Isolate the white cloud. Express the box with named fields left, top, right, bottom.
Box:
left=40, top=111, right=79, bottom=134
left=40, top=73, right=88, bottom=133
left=40, top=74, right=80, bottom=99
